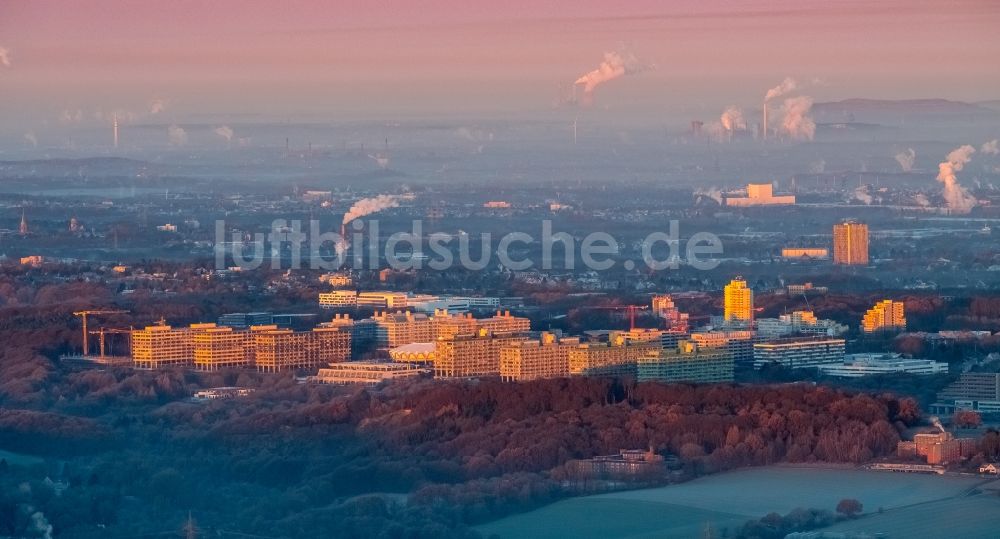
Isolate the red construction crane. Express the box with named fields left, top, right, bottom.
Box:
left=72, top=310, right=128, bottom=356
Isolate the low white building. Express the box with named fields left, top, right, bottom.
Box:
left=816, top=353, right=948, bottom=378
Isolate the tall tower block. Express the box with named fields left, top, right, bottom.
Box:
left=762, top=102, right=768, bottom=140
left=113, top=113, right=119, bottom=149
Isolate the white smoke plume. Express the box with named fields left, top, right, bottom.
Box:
left=895, top=148, right=916, bottom=172
left=167, top=124, right=188, bottom=146
left=764, top=77, right=797, bottom=102
left=368, top=154, right=390, bottom=169
left=929, top=416, right=945, bottom=433
left=853, top=185, right=873, bottom=205
left=809, top=159, right=826, bottom=174
left=981, top=139, right=999, bottom=155
left=0, top=47, right=10, bottom=67
left=574, top=49, right=646, bottom=99
left=149, top=98, right=166, bottom=114
left=720, top=106, right=744, bottom=132
left=24, top=133, right=38, bottom=147
left=59, top=109, right=83, bottom=123
left=912, top=193, right=931, bottom=207
left=694, top=187, right=723, bottom=205
left=214, top=125, right=234, bottom=142
left=780, top=96, right=815, bottom=140
left=342, top=194, right=400, bottom=225
left=936, top=145, right=977, bottom=213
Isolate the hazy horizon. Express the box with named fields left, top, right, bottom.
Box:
left=2, top=0, right=1000, bottom=137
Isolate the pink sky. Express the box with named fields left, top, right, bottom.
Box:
left=2, top=0, right=999, bottom=122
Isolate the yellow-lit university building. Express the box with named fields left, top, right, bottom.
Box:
left=131, top=322, right=351, bottom=371
left=862, top=300, right=906, bottom=333
left=724, top=277, right=754, bottom=324
left=499, top=332, right=579, bottom=382
left=637, top=341, right=734, bottom=383
left=833, top=221, right=869, bottom=265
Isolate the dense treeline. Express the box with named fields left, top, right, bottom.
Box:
left=0, top=375, right=916, bottom=538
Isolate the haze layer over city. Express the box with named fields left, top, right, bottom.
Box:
left=1, top=2, right=1000, bottom=539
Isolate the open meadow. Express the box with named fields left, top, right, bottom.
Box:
left=478, top=466, right=992, bottom=539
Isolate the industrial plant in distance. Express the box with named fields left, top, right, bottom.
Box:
left=1, top=2, right=1000, bottom=538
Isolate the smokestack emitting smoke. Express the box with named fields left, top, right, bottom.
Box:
left=929, top=416, right=945, bottom=433
left=981, top=139, right=999, bottom=155
left=762, top=102, right=768, bottom=140
left=574, top=50, right=646, bottom=101
left=0, top=47, right=10, bottom=67
left=780, top=96, right=815, bottom=140
left=214, top=125, right=234, bottom=142
left=167, top=124, right=187, bottom=146
left=936, top=145, right=977, bottom=213
left=895, top=148, right=916, bottom=171
left=764, top=77, right=798, bottom=102
left=720, top=106, right=744, bottom=136
left=342, top=195, right=400, bottom=226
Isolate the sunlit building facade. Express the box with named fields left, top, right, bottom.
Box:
left=861, top=300, right=906, bottom=333
left=723, top=277, right=753, bottom=324
left=833, top=221, right=869, bottom=265
left=637, top=341, right=734, bottom=383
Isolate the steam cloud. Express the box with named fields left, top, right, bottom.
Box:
left=936, top=145, right=977, bottom=213
left=368, top=154, right=390, bottom=169
left=167, top=124, right=188, bottom=146
left=720, top=106, right=744, bottom=132
left=24, top=132, right=38, bottom=147
left=929, top=416, right=945, bottom=433
left=694, top=187, right=723, bottom=205
left=982, top=139, right=999, bottom=155
left=764, top=77, right=797, bottom=102
left=0, top=47, right=10, bottom=67
left=912, top=193, right=930, bottom=207
left=853, top=185, right=873, bottom=205
left=780, top=96, right=815, bottom=140
left=149, top=99, right=166, bottom=114
left=574, top=49, right=646, bottom=99
left=895, top=148, right=916, bottom=172
left=214, top=125, right=234, bottom=142
left=342, top=194, right=400, bottom=225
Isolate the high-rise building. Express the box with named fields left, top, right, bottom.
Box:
left=651, top=295, right=689, bottom=331
left=131, top=324, right=195, bottom=369
left=499, top=332, right=579, bottom=382
left=752, top=337, right=846, bottom=370
left=192, top=325, right=253, bottom=371
left=568, top=335, right=654, bottom=377
left=434, top=330, right=525, bottom=379
left=861, top=300, right=906, bottom=333
left=252, top=326, right=351, bottom=373
left=723, top=277, right=753, bottom=324
left=372, top=311, right=435, bottom=348
left=637, top=341, right=733, bottom=383
left=833, top=221, right=869, bottom=265
left=689, top=330, right=755, bottom=365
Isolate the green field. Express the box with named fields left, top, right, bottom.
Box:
left=478, top=467, right=992, bottom=539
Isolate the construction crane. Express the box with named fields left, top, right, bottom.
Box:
left=90, top=327, right=132, bottom=359
left=72, top=310, right=128, bottom=356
